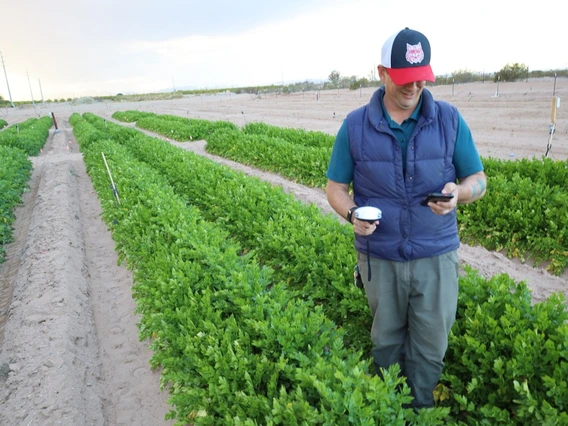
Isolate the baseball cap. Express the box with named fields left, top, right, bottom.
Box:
left=381, top=27, right=435, bottom=85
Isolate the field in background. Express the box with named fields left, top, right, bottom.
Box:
left=2, top=78, right=567, bottom=162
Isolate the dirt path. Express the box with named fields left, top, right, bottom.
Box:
left=0, top=122, right=171, bottom=425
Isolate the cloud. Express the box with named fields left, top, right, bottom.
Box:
left=125, top=3, right=380, bottom=89
left=2, top=0, right=566, bottom=101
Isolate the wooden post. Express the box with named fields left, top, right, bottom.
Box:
left=51, top=112, right=59, bottom=130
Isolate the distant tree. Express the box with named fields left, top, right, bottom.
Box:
left=349, top=77, right=369, bottom=90
left=0, top=94, right=4, bottom=101
left=496, top=63, right=528, bottom=82
left=59, top=98, right=66, bottom=102
left=328, top=70, right=341, bottom=87
left=450, top=69, right=476, bottom=84
left=339, top=75, right=356, bottom=88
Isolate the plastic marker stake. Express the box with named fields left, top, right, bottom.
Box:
left=551, top=96, right=558, bottom=124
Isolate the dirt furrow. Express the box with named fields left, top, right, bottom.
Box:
left=0, top=121, right=172, bottom=425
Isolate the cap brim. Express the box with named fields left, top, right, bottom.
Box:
left=386, top=65, right=435, bottom=86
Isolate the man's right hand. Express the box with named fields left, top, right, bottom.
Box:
left=353, top=218, right=379, bottom=236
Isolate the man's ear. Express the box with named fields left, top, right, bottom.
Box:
left=377, top=65, right=387, bottom=84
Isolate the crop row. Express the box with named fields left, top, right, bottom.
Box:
left=112, top=110, right=238, bottom=141
left=459, top=157, right=568, bottom=275
left=112, top=111, right=568, bottom=275
left=111, top=111, right=331, bottom=188
left=0, top=116, right=53, bottom=156
left=0, top=116, right=51, bottom=262
left=92, top=114, right=368, bottom=346
left=71, top=112, right=435, bottom=425
left=74, top=112, right=568, bottom=424
left=0, top=146, right=33, bottom=262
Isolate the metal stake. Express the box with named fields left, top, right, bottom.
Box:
left=102, top=152, right=121, bottom=204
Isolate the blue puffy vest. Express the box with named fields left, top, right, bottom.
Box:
left=347, top=87, right=460, bottom=261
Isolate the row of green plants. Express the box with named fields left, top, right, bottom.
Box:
left=0, top=116, right=53, bottom=156
left=89, top=113, right=369, bottom=347
left=111, top=111, right=336, bottom=149
left=442, top=271, right=568, bottom=423
left=0, top=146, right=33, bottom=263
left=70, top=113, right=438, bottom=425
left=0, top=98, right=74, bottom=106
left=458, top=157, right=568, bottom=275
left=112, top=111, right=331, bottom=188
left=112, top=111, right=568, bottom=276
left=241, top=123, right=335, bottom=148
left=76, top=112, right=568, bottom=424
left=0, top=116, right=51, bottom=263
left=206, top=130, right=331, bottom=188
left=112, top=110, right=238, bottom=142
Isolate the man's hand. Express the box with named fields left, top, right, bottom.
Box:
left=353, top=218, right=379, bottom=236
left=428, top=183, right=458, bottom=215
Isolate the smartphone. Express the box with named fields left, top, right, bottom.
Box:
left=420, top=192, right=454, bottom=206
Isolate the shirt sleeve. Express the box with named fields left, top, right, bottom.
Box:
left=453, top=113, right=484, bottom=179
left=326, top=119, right=354, bottom=184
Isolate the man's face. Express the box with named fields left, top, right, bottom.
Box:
left=378, top=66, right=425, bottom=112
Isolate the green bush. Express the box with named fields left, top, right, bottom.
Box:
left=442, top=267, right=568, bottom=424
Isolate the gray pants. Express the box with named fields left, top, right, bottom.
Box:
left=358, top=250, right=459, bottom=408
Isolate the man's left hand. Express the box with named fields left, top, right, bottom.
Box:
left=428, top=183, right=458, bottom=215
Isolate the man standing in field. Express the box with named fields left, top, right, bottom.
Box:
left=325, top=27, right=487, bottom=409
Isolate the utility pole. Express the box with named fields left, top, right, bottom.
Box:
left=27, top=70, right=35, bottom=106
left=1, top=51, right=15, bottom=107
left=38, top=78, right=45, bottom=105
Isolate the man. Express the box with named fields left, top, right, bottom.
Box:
left=325, top=27, right=486, bottom=409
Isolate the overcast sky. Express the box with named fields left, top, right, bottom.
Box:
left=1, top=0, right=566, bottom=101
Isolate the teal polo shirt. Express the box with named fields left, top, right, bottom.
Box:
left=326, top=94, right=484, bottom=184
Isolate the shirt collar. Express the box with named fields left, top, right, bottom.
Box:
left=379, top=90, right=423, bottom=127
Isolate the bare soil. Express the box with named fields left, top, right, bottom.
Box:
left=0, top=79, right=566, bottom=425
